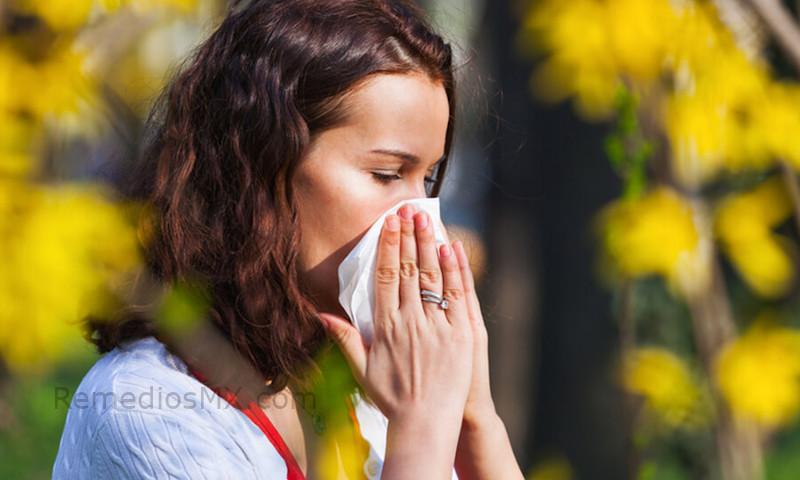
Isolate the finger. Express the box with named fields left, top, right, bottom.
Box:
left=439, top=243, right=469, bottom=327
left=453, top=240, right=484, bottom=329
left=319, top=313, right=368, bottom=382
left=397, top=205, right=421, bottom=308
left=375, top=214, right=401, bottom=315
left=453, top=241, right=489, bottom=349
left=414, top=212, right=443, bottom=316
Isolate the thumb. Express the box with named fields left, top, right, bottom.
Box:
left=318, top=313, right=368, bottom=380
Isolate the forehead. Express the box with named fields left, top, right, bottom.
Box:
left=333, top=73, right=450, bottom=158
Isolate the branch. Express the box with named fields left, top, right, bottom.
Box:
left=744, top=0, right=800, bottom=73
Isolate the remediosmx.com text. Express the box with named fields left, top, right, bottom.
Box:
left=54, top=386, right=315, bottom=411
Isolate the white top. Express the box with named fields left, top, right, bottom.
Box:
left=52, top=336, right=290, bottom=479
left=52, top=336, right=457, bottom=479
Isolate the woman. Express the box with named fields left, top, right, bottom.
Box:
left=54, top=0, right=523, bottom=478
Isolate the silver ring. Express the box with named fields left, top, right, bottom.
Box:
left=421, top=290, right=449, bottom=310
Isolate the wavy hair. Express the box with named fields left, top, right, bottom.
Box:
left=89, top=0, right=455, bottom=389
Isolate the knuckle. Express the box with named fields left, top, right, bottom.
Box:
left=441, top=256, right=458, bottom=272
left=400, top=260, right=418, bottom=278
left=382, top=232, right=400, bottom=247
left=333, top=326, right=352, bottom=345
left=444, top=287, right=464, bottom=303
left=376, top=266, right=399, bottom=285
left=419, top=268, right=440, bottom=284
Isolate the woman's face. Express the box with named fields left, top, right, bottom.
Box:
left=293, top=73, right=450, bottom=316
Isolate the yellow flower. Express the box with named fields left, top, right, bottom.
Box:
left=622, top=347, right=706, bottom=429
left=0, top=41, right=96, bottom=121
left=758, top=83, right=800, bottom=169
left=525, top=0, right=619, bottom=119
left=714, top=177, right=794, bottom=298
left=0, top=113, right=39, bottom=177
left=716, top=316, right=800, bottom=429
left=523, top=0, right=679, bottom=120
left=665, top=47, right=774, bottom=186
left=600, top=188, right=709, bottom=295
left=0, top=181, right=141, bottom=372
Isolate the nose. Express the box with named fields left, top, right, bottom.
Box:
left=389, top=176, right=429, bottom=212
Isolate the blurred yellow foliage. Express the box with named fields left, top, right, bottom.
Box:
left=523, top=0, right=678, bottom=119
left=314, top=424, right=366, bottom=480
left=0, top=181, right=141, bottom=372
left=526, top=455, right=575, bottom=480
left=0, top=41, right=95, bottom=121
left=622, top=347, right=706, bottom=429
left=102, top=0, right=198, bottom=14
left=600, top=188, right=708, bottom=295
left=523, top=0, right=800, bottom=186
left=15, top=0, right=97, bottom=31
left=714, top=177, right=795, bottom=298
left=14, top=0, right=199, bottom=31
left=716, top=316, right=800, bottom=429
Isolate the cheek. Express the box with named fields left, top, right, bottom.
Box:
left=295, top=170, right=389, bottom=263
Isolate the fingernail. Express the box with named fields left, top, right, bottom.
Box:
left=386, top=215, right=400, bottom=231
left=398, top=205, right=414, bottom=220
left=440, top=244, right=452, bottom=257
left=414, top=213, right=428, bottom=229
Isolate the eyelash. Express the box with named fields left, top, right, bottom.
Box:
left=371, top=173, right=438, bottom=185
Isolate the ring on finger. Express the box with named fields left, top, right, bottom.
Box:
left=421, top=289, right=449, bottom=310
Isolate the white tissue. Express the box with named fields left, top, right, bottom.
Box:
left=337, top=197, right=447, bottom=344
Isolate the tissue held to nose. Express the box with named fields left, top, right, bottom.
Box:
left=337, top=197, right=447, bottom=344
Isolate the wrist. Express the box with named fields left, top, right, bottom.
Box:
left=384, top=412, right=461, bottom=479
left=462, top=400, right=500, bottom=433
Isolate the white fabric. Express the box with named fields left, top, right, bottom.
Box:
left=52, top=337, right=289, bottom=479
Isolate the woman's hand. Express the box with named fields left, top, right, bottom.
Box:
left=319, top=204, right=474, bottom=479
left=451, top=241, right=495, bottom=426
left=449, top=241, right=525, bottom=480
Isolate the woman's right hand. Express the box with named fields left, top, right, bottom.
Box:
left=319, top=204, right=474, bottom=478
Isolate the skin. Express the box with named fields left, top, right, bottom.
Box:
left=281, top=73, right=523, bottom=479
left=293, top=73, right=449, bottom=316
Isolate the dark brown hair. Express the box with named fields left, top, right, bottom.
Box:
left=90, top=0, right=455, bottom=389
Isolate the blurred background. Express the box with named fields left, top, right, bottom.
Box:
left=3, top=0, right=800, bottom=479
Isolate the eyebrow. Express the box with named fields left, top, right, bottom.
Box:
left=369, top=149, right=446, bottom=166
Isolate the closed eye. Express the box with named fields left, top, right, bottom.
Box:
left=371, top=172, right=437, bottom=184
left=371, top=172, right=402, bottom=183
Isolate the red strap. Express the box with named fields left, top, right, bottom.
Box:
left=190, top=371, right=305, bottom=480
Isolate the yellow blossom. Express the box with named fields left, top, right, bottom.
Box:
left=714, top=177, right=794, bottom=298
left=600, top=188, right=708, bottom=295
left=622, top=347, right=706, bottom=429
left=525, top=0, right=618, bottom=119
left=665, top=47, right=774, bottom=186
left=758, top=83, right=800, bottom=169
left=0, top=41, right=96, bottom=121
left=716, top=316, right=800, bottom=428
left=523, top=0, right=678, bottom=119
left=0, top=113, right=39, bottom=177
left=0, top=182, right=141, bottom=372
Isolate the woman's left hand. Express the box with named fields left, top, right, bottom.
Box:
left=451, top=240, right=525, bottom=480
left=452, top=240, right=495, bottom=426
